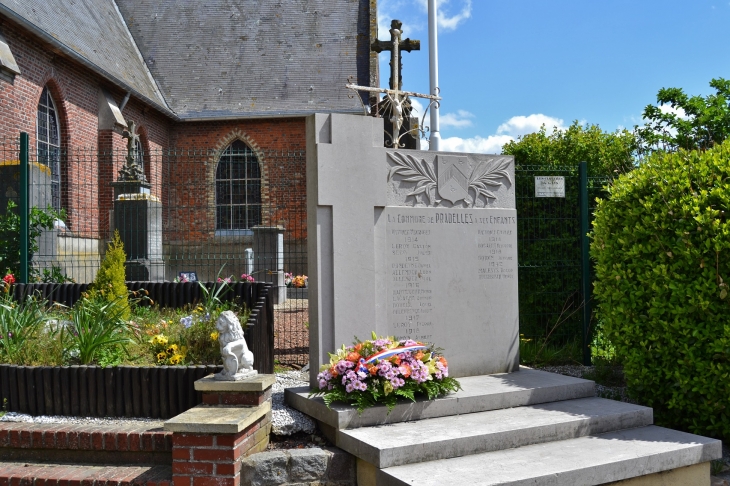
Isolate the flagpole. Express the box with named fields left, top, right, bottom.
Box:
left=428, top=0, right=441, bottom=151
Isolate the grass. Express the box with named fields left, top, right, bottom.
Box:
left=519, top=334, right=582, bottom=367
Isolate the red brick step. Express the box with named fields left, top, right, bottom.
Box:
left=0, top=462, right=172, bottom=486
left=0, top=423, right=172, bottom=465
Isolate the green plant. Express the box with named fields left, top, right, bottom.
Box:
left=63, top=295, right=134, bottom=365
left=519, top=335, right=582, bottom=367
left=0, top=200, right=67, bottom=278
left=89, top=230, right=130, bottom=319
left=636, top=78, right=730, bottom=155
left=589, top=321, right=617, bottom=364
left=0, top=292, right=48, bottom=363
left=198, top=265, right=232, bottom=316
left=591, top=141, right=730, bottom=440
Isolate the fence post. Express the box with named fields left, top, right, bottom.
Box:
left=579, top=161, right=591, bottom=365
left=19, top=132, right=29, bottom=284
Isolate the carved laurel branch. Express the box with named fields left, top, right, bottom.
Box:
left=467, top=157, right=512, bottom=203
left=388, top=152, right=512, bottom=206
left=387, top=151, right=439, bottom=204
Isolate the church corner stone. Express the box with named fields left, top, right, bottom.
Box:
left=306, top=113, right=519, bottom=387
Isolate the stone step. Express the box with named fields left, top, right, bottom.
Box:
left=376, top=426, right=722, bottom=486
left=336, top=397, right=652, bottom=468
left=285, top=367, right=594, bottom=429
left=0, top=461, right=172, bottom=486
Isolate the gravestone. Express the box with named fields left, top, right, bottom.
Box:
left=307, top=113, right=518, bottom=386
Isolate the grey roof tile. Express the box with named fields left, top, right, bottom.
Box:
left=0, top=0, right=167, bottom=110
left=115, top=0, right=371, bottom=118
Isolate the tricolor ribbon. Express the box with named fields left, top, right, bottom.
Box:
left=364, top=345, right=428, bottom=364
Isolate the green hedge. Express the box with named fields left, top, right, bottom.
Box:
left=591, top=143, right=730, bottom=439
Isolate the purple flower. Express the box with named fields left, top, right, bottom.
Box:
left=318, top=379, right=328, bottom=389
left=345, top=383, right=355, bottom=393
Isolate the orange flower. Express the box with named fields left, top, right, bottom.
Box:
left=414, top=351, right=424, bottom=361
left=439, top=357, right=448, bottom=367
left=354, top=343, right=363, bottom=352
left=368, top=365, right=378, bottom=375
left=400, top=364, right=412, bottom=378
left=347, top=352, right=361, bottom=363
left=393, top=356, right=401, bottom=366
left=330, top=366, right=339, bottom=378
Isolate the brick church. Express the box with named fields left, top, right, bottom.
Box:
left=0, top=0, right=377, bottom=282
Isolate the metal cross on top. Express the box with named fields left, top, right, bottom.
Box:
left=348, top=19, right=440, bottom=149
left=372, top=19, right=420, bottom=91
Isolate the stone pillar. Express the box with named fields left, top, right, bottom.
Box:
left=111, top=180, right=164, bottom=281
left=252, top=225, right=286, bottom=304
left=165, top=375, right=275, bottom=486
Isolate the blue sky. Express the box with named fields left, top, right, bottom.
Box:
left=376, top=0, right=730, bottom=153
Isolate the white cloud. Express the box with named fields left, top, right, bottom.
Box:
left=496, top=114, right=566, bottom=137
left=440, top=110, right=475, bottom=128
left=439, top=134, right=514, bottom=154
left=658, top=104, right=687, bottom=118
left=424, top=113, right=567, bottom=154
left=378, top=0, right=471, bottom=38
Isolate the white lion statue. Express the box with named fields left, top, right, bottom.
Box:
left=214, top=311, right=257, bottom=381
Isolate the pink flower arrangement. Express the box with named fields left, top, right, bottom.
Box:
left=240, top=273, right=255, bottom=283
left=312, top=332, right=460, bottom=412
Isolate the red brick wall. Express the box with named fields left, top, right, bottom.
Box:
left=0, top=20, right=309, bottom=244
left=0, top=21, right=172, bottom=238
left=168, top=120, right=308, bottom=241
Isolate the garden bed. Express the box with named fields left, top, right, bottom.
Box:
left=1, top=281, right=275, bottom=418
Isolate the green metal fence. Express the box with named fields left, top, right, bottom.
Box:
left=1, top=133, right=309, bottom=366
left=3, top=132, right=612, bottom=367
left=515, top=162, right=610, bottom=364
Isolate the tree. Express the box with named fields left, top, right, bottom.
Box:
left=502, top=121, right=636, bottom=177
left=636, top=78, right=730, bottom=154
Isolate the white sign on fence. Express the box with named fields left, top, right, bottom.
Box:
left=535, top=176, right=565, bottom=198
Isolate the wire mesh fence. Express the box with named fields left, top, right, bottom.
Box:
left=515, top=163, right=610, bottom=352
left=2, top=133, right=613, bottom=367
left=0, top=138, right=309, bottom=365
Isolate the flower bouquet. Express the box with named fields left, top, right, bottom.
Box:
left=312, top=332, right=461, bottom=413
left=285, top=273, right=307, bottom=288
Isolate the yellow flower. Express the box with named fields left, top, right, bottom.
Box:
left=383, top=381, right=394, bottom=396
left=169, top=354, right=183, bottom=365
left=156, top=352, right=167, bottom=362
left=166, top=344, right=179, bottom=354
left=210, top=331, right=220, bottom=341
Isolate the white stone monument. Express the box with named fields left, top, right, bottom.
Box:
left=307, top=113, right=518, bottom=385
left=214, top=311, right=257, bottom=381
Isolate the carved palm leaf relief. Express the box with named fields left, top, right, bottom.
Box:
left=387, top=151, right=438, bottom=204
left=467, top=157, right=512, bottom=203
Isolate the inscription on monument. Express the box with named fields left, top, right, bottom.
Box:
left=384, top=207, right=517, bottom=349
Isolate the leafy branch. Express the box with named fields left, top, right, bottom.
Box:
left=387, top=152, right=439, bottom=204
left=467, top=157, right=512, bottom=203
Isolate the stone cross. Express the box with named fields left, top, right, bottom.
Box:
left=372, top=19, right=420, bottom=91
left=118, top=119, right=147, bottom=182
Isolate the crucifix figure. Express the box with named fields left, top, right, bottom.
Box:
left=372, top=19, right=420, bottom=91
left=118, top=120, right=147, bottom=182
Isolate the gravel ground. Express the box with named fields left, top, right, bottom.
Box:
left=274, top=299, right=309, bottom=366
left=0, top=371, right=316, bottom=438
left=539, top=364, right=635, bottom=403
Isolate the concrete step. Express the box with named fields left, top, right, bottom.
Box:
left=0, top=461, right=172, bottom=486
left=336, top=397, right=652, bottom=468
left=376, top=425, right=722, bottom=486
left=285, top=367, right=594, bottom=429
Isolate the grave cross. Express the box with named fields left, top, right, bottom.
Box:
left=372, top=20, right=420, bottom=90
left=118, top=119, right=147, bottom=182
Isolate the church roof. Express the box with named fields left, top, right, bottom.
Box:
left=0, top=0, right=169, bottom=112
left=115, top=0, right=370, bottom=119
left=0, top=0, right=372, bottom=120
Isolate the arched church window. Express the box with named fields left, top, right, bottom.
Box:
left=215, top=140, right=262, bottom=232
left=134, top=137, right=144, bottom=173
left=36, top=86, right=62, bottom=210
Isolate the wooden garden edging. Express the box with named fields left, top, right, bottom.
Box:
left=2, top=281, right=275, bottom=417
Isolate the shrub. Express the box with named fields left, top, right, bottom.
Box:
left=591, top=142, right=730, bottom=440
left=89, top=230, right=130, bottom=319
